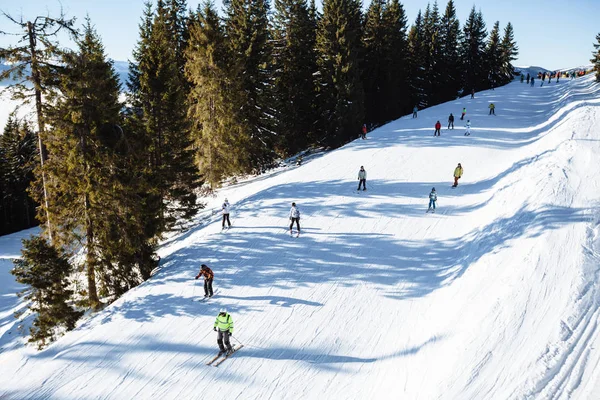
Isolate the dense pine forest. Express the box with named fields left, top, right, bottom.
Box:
left=0, top=0, right=518, bottom=347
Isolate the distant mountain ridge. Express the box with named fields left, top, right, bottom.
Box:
left=0, top=60, right=130, bottom=88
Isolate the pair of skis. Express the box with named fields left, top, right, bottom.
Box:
left=206, top=344, right=244, bottom=367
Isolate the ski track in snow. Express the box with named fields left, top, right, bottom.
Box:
left=2, top=76, right=600, bottom=399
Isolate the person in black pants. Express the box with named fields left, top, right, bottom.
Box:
left=448, top=113, right=454, bottom=129
left=289, top=202, right=301, bottom=232
left=195, top=264, right=214, bottom=297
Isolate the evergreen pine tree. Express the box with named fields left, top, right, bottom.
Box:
left=271, top=0, right=319, bottom=155
left=362, top=0, right=387, bottom=125
left=485, top=21, right=502, bottom=89
left=499, top=22, right=518, bottom=85
left=11, top=235, right=82, bottom=349
left=0, top=12, right=78, bottom=243
left=593, top=33, right=600, bottom=82
left=407, top=11, right=426, bottom=108
left=186, top=2, right=248, bottom=188
left=421, top=2, right=442, bottom=106
left=0, top=116, right=38, bottom=235
left=381, top=0, right=410, bottom=120
left=40, top=20, right=128, bottom=309
left=316, top=0, right=365, bottom=147
left=437, top=0, right=462, bottom=101
left=129, top=0, right=200, bottom=232
left=224, top=0, right=274, bottom=170
left=460, top=7, right=487, bottom=92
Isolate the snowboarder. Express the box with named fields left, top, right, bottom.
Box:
left=221, top=198, right=231, bottom=229
left=520, top=74, right=524, bottom=83
left=214, top=309, right=234, bottom=355
left=412, top=105, right=418, bottom=118
left=428, top=187, right=437, bottom=212
left=464, top=120, right=471, bottom=136
left=531, top=77, right=535, bottom=87
left=195, top=264, right=214, bottom=297
left=461, top=107, right=466, bottom=120
left=556, top=72, right=560, bottom=83
left=361, top=124, right=367, bottom=139
left=488, top=103, right=496, bottom=115
left=296, top=155, right=303, bottom=166
left=357, top=166, right=367, bottom=191
left=434, top=121, right=441, bottom=136
left=448, top=113, right=454, bottom=129
left=526, top=73, right=530, bottom=84
left=289, top=202, right=301, bottom=233
left=470, top=88, right=475, bottom=99
left=452, top=163, right=463, bottom=187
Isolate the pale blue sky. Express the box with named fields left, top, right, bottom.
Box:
left=1, top=0, right=598, bottom=70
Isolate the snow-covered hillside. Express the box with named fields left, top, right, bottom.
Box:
left=2, top=74, right=600, bottom=400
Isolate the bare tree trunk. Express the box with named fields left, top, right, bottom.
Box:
left=27, top=21, right=53, bottom=243
left=84, top=191, right=100, bottom=310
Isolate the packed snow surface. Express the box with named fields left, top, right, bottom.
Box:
left=2, top=74, right=600, bottom=400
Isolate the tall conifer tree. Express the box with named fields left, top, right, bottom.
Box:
left=499, top=22, right=518, bottom=85
left=316, top=0, right=364, bottom=147
left=0, top=116, right=38, bottom=235
left=362, top=0, right=387, bottom=125
left=421, top=2, right=442, bottom=106
left=381, top=0, right=410, bottom=120
left=461, top=7, right=487, bottom=92
left=129, top=0, right=200, bottom=232
left=224, top=0, right=274, bottom=169
left=0, top=12, right=78, bottom=243
left=407, top=11, right=426, bottom=107
left=438, top=0, right=461, bottom=101
left=41, top=20, right=127, bottom=308
left=186, top=2, right=248, bottom=188
left=485, top=21, right=502, bottom=89
left=271, top=0, right=319, bottom=155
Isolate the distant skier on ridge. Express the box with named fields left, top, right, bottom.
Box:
left=214, top=309, right=234, bottom=355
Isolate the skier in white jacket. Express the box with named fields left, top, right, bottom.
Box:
left=289, top=202, right=301, bottom=233
left=222, top=199, right=231, bottom=229
left=464, top=120, right=471, bottom=136
left=357, top=166, right=367, bottom=191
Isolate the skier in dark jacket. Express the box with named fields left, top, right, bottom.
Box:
left=195, top=264, right=214, bottom=297
left=214, top=309, right=234, bottom=355
left=526, top=73, right=530, bottom=84
left=448, top=113, right=454, bottom=129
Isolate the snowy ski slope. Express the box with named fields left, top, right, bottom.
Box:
left=2, top=74, right=600, bottom=399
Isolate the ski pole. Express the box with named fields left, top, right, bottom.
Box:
left=231, top=334, right=244, bottom=345
left=192, top=279, right=197, bottom=300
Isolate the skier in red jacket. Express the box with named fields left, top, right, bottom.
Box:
left=434, top=121, right=441, bottom=136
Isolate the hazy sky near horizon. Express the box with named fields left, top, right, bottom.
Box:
left=0, top=0, right=598, bottom=70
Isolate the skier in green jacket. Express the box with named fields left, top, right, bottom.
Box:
left=214, top=309, right=234, bottom=355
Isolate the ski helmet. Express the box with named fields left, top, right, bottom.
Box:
left=201, top=264, right=208, bottom=269
left=292, top=202, right=296, bottom=206
left=432, top=187, right=435, bottom=191
left=219, top=308, right=227, bottom=314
